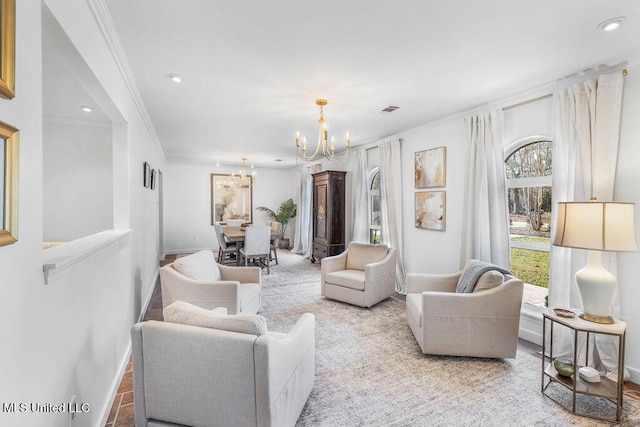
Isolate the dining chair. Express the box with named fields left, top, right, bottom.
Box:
left=214, top=223, right=239, bottom=265
left=239, top=225, right=272, bottom=274
left=226, top=219, right=245, bottom=227
left=267, top=221, right=280, bottom=266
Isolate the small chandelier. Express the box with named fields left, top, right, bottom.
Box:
left=296, top=99, right=350, bottom=161
left=232, top=157, right=255, bottom=187
left=217, top=157, right=255, bottom=188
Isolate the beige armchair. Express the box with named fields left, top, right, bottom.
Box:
left=406, top=262, right=524, bottom=358
left=321, top=242, right=397, bottom=308
left=160, top=250, right=261, bottom=314
left=131, top=302, right=315, bottom=427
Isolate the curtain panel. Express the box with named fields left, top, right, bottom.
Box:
left=350, top=149, right=370, bottom=243
left=291, top=163, right=321, bottom=257
left=461, top=110, right=511, bottom=269
left=549, top=71, right=625, bottom=377
left=379, top=140, right=406, bottom=293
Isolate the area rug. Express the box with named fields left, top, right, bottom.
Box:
left=261, top=251, right=640, bottom=427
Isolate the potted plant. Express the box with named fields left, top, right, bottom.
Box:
left=256, top=198, right=297, bottom=249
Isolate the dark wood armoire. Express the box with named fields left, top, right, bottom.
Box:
left=311, top=170, right=346, bottom=263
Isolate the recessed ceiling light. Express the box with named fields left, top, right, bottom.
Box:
left=169, top=74, right=183, bottom=83
left=598, top=17, right=626, bottom=32
left=80, top=105, right=93, bottom=112
left=215, top=162, right=220, bottom=167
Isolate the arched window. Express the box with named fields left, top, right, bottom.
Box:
left=504, top=138, right=552, bottom=307
left=369, top=168, right=381, bottom=244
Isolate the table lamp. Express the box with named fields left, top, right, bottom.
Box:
left=552, top=201, right=637, bottom=324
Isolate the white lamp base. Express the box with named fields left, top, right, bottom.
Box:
left=575, top=250, right=616, bottom=324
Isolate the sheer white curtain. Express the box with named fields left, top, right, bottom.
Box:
left=291, top=163, right=321, bottom=258
left=460, top=110, right=510, bottom=269
left=379, top=140, right=406, bottom=293
left=350, top=149, right=370, bottom=243
left=549, top=71, right=625, bottom=376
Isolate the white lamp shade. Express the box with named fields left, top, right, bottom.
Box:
left=553, top=201, right=638, bottom=252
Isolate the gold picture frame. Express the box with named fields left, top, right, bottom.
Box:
left=0, top=0, right=16, bottom=99
left=415, top=191, right=445, bottom=231
left=210, top=174, right=253, bottom=225
left=0, top=120, right=19, bottom=246
left=415, top=146, right=446, bottom=188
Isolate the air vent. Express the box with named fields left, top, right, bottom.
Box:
left=380, top=105, right=400, bottom=114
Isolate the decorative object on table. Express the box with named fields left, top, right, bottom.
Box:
left=150, top=168, right=156, bottom=190
left=553, top=357, right=575, bottom=377
left=0, top=120, right=19, bottom=246
left=578, top=366, right=601, bottom=383
left=311, top=171, right=346, bottom=262
left=552, top=200, right=637, bottom=323
left=415, top=146, right=446, bottom=188
left=553, top=308, right=575, bottom=318
left=211, top=173, right=253, bottom=225
left=256, top=198, right=297, bottom=249
left=415, top=191, right=445, bottom=231
left=143, top=161, right=151, bottom=188
left=295, top=99, right=350, bottom=162
left=0, top=0, right=15, bottom=100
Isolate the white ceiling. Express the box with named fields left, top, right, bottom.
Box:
left=81, top=1, right=640, bottom=168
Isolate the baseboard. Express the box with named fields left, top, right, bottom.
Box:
left=628, top=366, right=640, bottom=384
left=165, top=247, right=210, bottom=256
left=519, top=306, right=544, bottom=346
left=98, top=271, right=158, bottom=425
left=97, top=342, right=132, bottom=427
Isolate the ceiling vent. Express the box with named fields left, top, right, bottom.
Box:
left=380, top=105, right=400, bottom=114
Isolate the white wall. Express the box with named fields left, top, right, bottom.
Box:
left=615, top=61, right=640, bottom=381
left=399, top=120, right=467, bottom=274
left=163, top=162, right=295, bottom=254
left=43, top=120, right=113, bottom=241
left=0, top=2, right=165, bottom=427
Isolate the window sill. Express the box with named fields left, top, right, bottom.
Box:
left=43, top=229, right=132, bottom=284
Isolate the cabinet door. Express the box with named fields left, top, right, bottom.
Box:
left=314, top=182, right=328, bottom=242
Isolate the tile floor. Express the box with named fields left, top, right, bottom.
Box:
left=105, top=258, right=168, bottom=427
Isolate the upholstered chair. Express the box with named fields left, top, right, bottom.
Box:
left=239, top=225, right=272, bottom=274
left=214, top=222, right=239, bottom=264
left=266, top=221, right=280, bottom=265
left=226, top=219, right=245, bottom=227
left=160, top=250, right=261, bottom=314
left=321, top=242, right=397, bottom=308
left=131, top=301, right=315, bottom=427
left=405, top=260, right=524, bottom=358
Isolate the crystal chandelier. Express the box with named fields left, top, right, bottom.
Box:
left=296, top=99, right=350, bottom=161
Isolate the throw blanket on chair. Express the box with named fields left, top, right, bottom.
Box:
left=455, top=260, right=512, bottom=293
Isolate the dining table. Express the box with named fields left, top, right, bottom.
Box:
left=222, top=226, right=281, bottom=244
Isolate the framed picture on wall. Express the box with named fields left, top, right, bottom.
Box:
left=415, top=146, right=446, bottom=188
left=0, top=0, right=15, bottom=100
left=0, top=120, right=19, bottom=246
left=415, top=191, right=446, bottom=231
left=210, top=174, right=253, bottom=224
left=143, top=162, right=151, bottom=188
left=150, top=169, right=156, bottom=190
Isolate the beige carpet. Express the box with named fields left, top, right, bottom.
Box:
left=261, top=251, right=640, bottom=427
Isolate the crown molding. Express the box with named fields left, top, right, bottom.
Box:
left=84, top=0, right=166, bottom=163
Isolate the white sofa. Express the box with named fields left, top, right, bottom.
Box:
left=131, top=301, right=315, bottom=427
left=160, top=250, right=261, bottom=314
left=406, top=261, right=524, bottom=358
left=321, top=242, right=397, bottom=308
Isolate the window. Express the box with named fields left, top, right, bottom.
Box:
left=504, top=140, right=552, bottom=307
left=369, top=168, right=381, bottom=244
